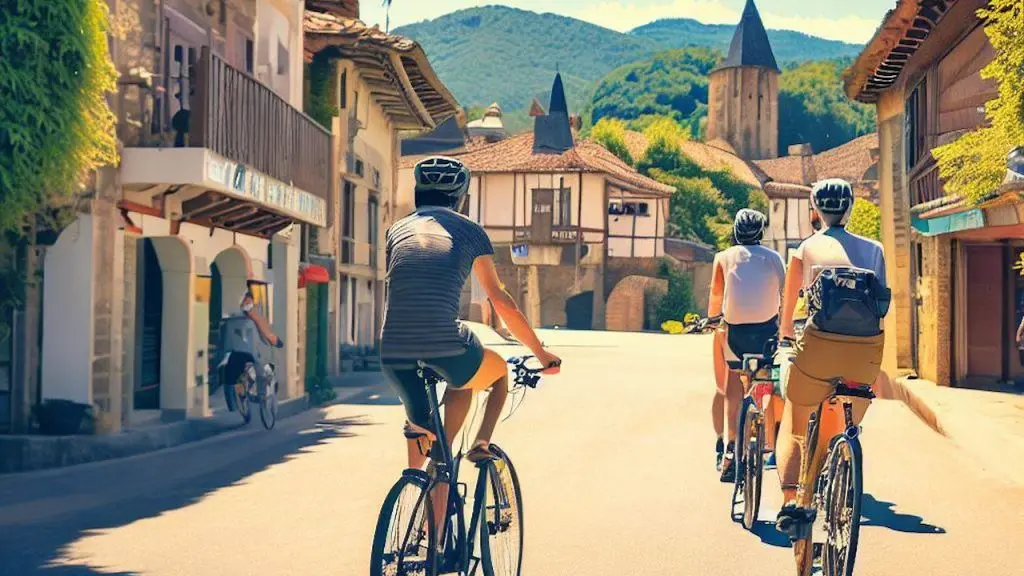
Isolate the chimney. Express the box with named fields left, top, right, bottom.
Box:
left=787, top=143, right=816, bottom=185
left=569, top=114, right=582, bottom=139
left=788, top=143, right=813, bottom=157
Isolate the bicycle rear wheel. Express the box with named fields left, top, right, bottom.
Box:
left=741, top=402, right=765, bottom=530
left=371, top=472, right=438, bottom=576
left=822, top=436, right=863, bottom=576
left=479, top=445, right=524, bottom=576
left=259, top=378, right=278, bottom=430
left=730, top=396, right=752, bottom=522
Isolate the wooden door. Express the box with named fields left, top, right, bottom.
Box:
left=965, top=245, right=1003, bottom=380
left=531, top=189, right=554, bottom=243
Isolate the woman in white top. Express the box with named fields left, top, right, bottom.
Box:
left=708, top=209, right=785, bottom=481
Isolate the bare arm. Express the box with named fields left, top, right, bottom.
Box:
left=708, top=256, right=724, bottom=318
left=1016, top=315, right=1024, bottom=345
left=780, top=256, right=804, bottom=340
left=472, top=255, right=549, bottom=358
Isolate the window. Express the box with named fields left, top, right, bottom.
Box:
left=368, top=197, right=379, bottom=268
left=636, top=202, right=650, bottom=217
left=277, top=41, right=289, bottom=75
left=247, top=281, right=270, bottom=321
left=608, top=201, right=624, bottom=216
left=341, top=180, right=356, bottom=264
left=551, top=185, right=572, bottom=226
left=339, top=69, right=347, bottom=109
left=354, top=157, right=365, bottom=178
left=905, top=78, right=929, bottom=171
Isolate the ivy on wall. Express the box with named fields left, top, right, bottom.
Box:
left=305, top=53, right=339, bottom=129
left=0, top=0, right=118, bottom=325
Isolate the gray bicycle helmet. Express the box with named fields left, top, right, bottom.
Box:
left=413, top=156, right=470, bottom=207
left=811, top=178, right=854, bottom=227
left=733, top=208, right=767, bottom=245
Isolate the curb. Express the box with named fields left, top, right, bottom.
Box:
left=0, top=393, right=311, bottom=475
left=888, top=375, right=947, bottom=437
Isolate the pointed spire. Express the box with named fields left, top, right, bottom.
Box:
left=533, top=72, right=574, bottom=154
left=548, top=73, right=569, bottom=115
left=715, top=0, right=779, bottom=72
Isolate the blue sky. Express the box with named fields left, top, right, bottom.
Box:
left=362, top=0, right=894, bottom=44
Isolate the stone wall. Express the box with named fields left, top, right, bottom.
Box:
left=91, top=167, right=125, bottom=433
left=707, top=66, right=779, bottom=161
left=121, top=233, right=139, bottom=426
left=916, top=234, right=952, bottom=386
left=606, top=276, right=667, bottom=332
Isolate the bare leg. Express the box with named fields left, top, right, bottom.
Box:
left=712, top=392, right=725, bottom=438
left=475, top=375, right=509, bottom=446
left=724, top=370, right=743, bottom=443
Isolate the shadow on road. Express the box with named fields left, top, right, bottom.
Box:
left=751, top=520, right=792, bottom=548
left=860, top=493, right=946, bottom=534
left=0, top=413, right=373, bottom=575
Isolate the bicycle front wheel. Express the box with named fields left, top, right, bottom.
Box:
left=822, top=435, right=863, bottom=576
left=371, top=472, right=438, bottom=576
left=479, top=445, right=524, bottom=576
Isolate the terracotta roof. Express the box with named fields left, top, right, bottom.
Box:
left=843, top=0, right=958, bottom=103
left=305, top=0, right=359, bottom=19
left=453, top=133, right=674, bottom=196
left=304, top=11, right=459, bottom=129
left=753, top=133, right=879, bottom=196
left=623, top=131, right=762, bottom=188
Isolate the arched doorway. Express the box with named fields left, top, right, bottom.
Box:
left=565, top=291, right=594, bottom=330
left=135, top=239, right=164, bottom=410
left=208, top=246, right=252, bottom=395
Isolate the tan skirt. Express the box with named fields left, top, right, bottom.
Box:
left=785, top=324, right=885, bottom=407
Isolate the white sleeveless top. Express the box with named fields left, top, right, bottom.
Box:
left=715, top=244, right=786, bottom=325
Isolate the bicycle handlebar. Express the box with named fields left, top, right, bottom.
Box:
left=506, top=355, right=558, bottom=389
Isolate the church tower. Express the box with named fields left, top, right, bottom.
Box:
left=706, top=0, right=779, bottom=160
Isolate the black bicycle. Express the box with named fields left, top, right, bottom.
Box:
left=370, top=356, right=551, bottom=576
left=782, top=378, right=875, bottom=576
left=730, top=339, right=779, bottom=531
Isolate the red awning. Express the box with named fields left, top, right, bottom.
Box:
left=299, top=264, right=331, bottom=288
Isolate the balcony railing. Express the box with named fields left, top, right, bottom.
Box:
left=191, top=48, right=331, bottom=202
left=910, top=162, right=943, bottom=208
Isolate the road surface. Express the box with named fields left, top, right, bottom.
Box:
left=2, top=329, right=1022, bottom=575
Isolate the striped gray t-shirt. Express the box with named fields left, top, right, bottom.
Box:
left=380, top=207, right=494, bottom=360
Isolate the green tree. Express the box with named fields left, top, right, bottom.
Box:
left=652, top=258, right=697, bottom=325
left=933, top=0, right=1024, bottom=206
left=777, top=58, right=876, bottom=153
left=846, top=198, right=881, bottom=241
left=590, top=117, right=634, bottom=165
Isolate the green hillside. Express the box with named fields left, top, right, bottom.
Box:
left=589, top=50, right=875, bottom=151
left=394, top=6, right=864, bottom=133
left=629, top=18, right=862, bottom=62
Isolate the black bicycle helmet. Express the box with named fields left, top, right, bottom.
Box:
left=414, top=156, right=470, bottom=207
left=733, top=208, right=767, bottom=245
left=811, top=178, right=854, bottom=227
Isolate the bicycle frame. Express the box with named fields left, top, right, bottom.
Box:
left=795, top=379, right=874, bottom=528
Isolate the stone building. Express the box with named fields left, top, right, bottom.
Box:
left=303, top=7, right=459, bottom=371
left=34, top=0, right=326, bottom=433
left=706, top=0, right=779, bottom=161
left=844, top=0, right=1018, bottom=388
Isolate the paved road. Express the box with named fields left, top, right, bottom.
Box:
left=2, top=330, right=1022, bottom=575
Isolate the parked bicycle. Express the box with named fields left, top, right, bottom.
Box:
left=781, top=378, right=875, bottom=576
left=730, top=338, right=779, bottom=531
left=684, top=315, right=722, bottom=334
left=370, top=355, right=552, bottom=576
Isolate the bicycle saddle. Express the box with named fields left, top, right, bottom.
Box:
left=415, top=360, right=451, bottom=385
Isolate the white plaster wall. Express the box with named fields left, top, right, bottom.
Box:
left=177, top=222, right=270, bottom=281
left=271, top=232, right=300, bottom=398
left=256, top=0, right=301, bottom=105
left=41, top=214, right=95, bottom=404
left=581, top=174, right=607, bottom=229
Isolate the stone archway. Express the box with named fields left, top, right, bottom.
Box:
left=208, top=246, right=253, bottom=398
left=565, top=291, right=594, bottom=330
left=148, top=236, right=197, bottom=420
left=605, top=275, right=668, bottom=332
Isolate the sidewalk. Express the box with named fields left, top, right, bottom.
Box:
left=0, top=393, right=311, bottom=475
left=891, top=375, right=1024, bottom=485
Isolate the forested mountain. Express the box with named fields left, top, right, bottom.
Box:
left=393, top=6, right=864, bottom=133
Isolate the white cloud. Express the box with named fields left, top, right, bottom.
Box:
left=761, top=13, right=878, bottom=44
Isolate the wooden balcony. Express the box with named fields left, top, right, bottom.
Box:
left=910, top=162, right=944, bottom=208
left=191, top=48, right=331, bottom=202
